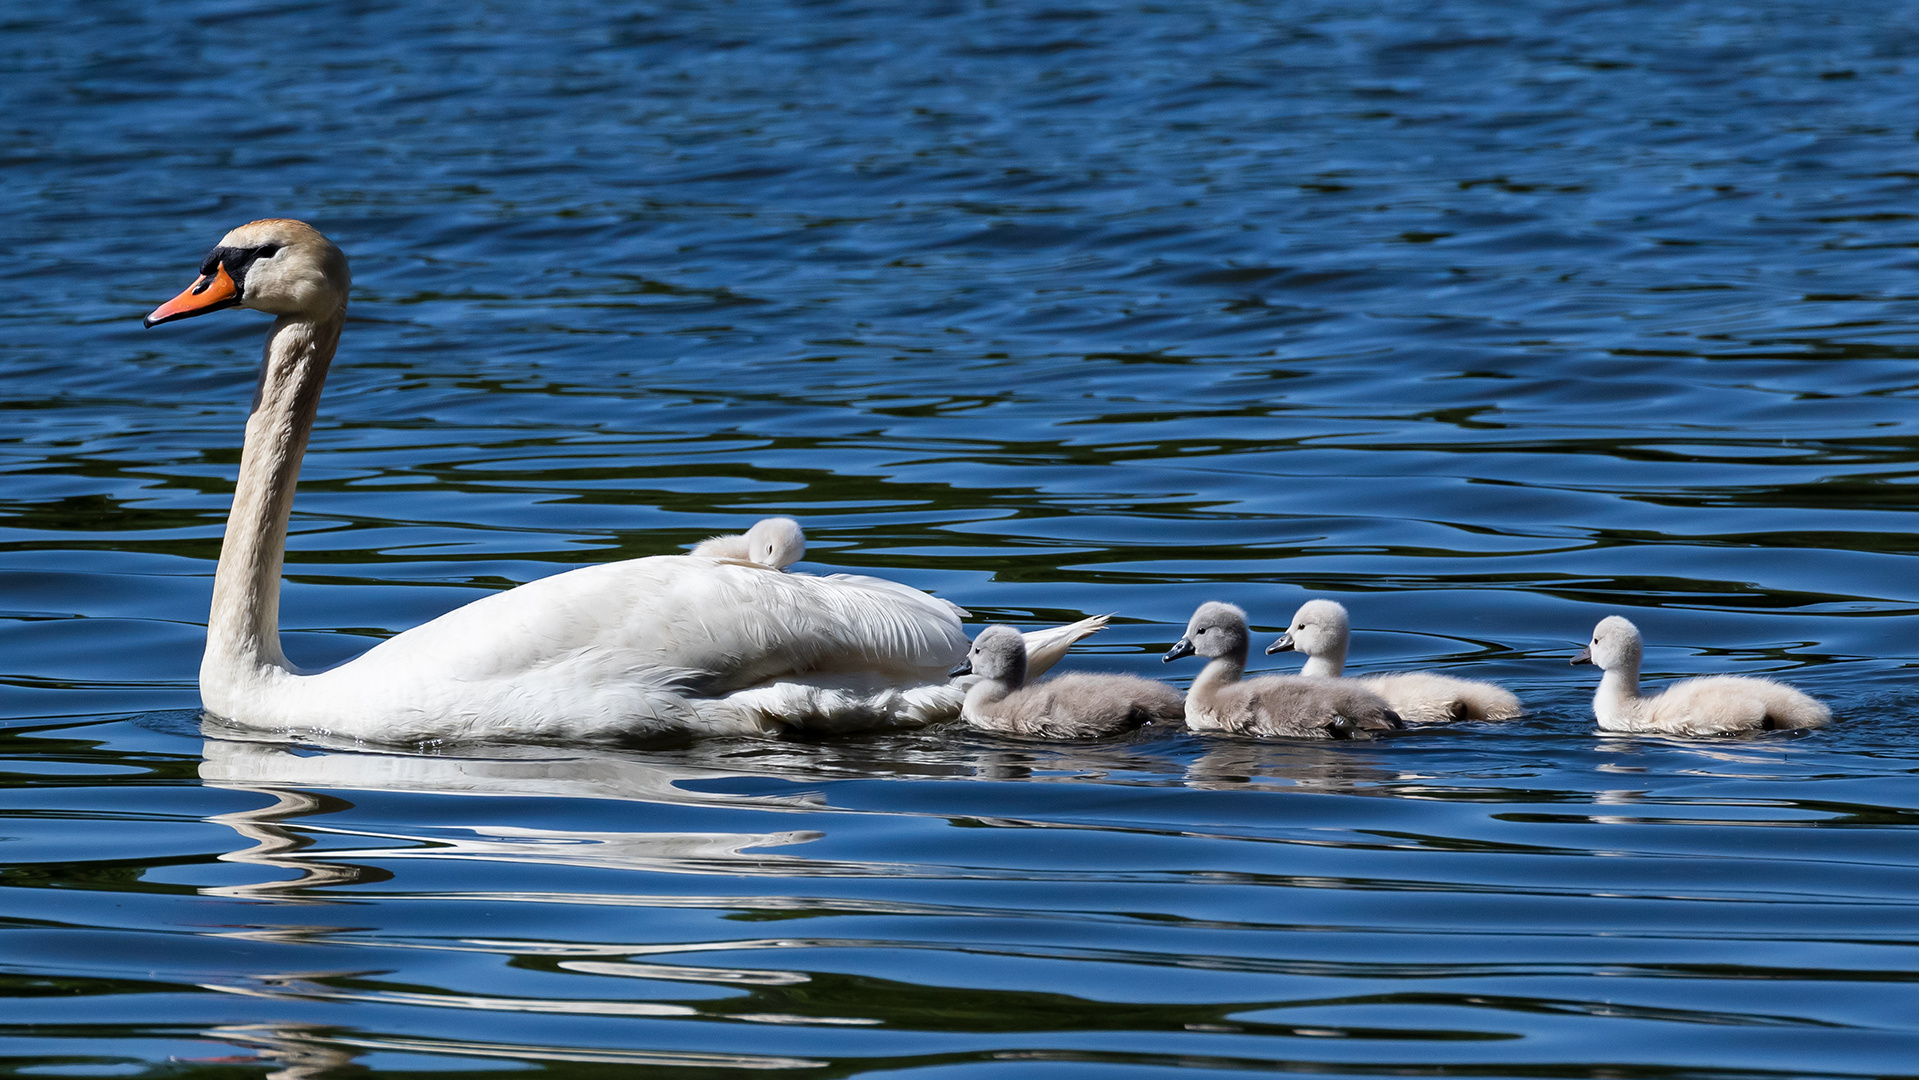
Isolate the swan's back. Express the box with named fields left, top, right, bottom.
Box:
left=1640, top=675, right=1831, bottom=735
left=1361, top=672, right=1524, bottom=723
left=1199, top=676, right=1401, bottom=739
left=965, top=673, right=1184, bottom=739
left=430, top=557, right=964, bottom=689
left=290, top=555, right=969, bottom=742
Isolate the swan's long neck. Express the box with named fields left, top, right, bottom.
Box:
left=202, top=308, right=342, bottom=697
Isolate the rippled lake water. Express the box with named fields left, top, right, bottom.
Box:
left=5, top=1, right=1919, bottom=1075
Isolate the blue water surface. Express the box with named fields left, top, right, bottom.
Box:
left=3, top=0, right=1918, bottom=1075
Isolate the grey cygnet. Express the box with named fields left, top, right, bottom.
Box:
left=952, top=624, right=1184, bottom=739
left=1165, top=601, right=1401, bottom=738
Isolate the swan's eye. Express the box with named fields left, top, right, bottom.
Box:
left=256, top=243, right=281, bottom=259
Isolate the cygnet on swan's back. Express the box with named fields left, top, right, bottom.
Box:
left=694, top=517, right=983, bottom=622
left=952, top=625, right=1184, bottom=739
left=692, top=516, right=805, bottom=569
left=1573, top=615, right=1831, bottom=736
left=1266, top=598, right=1523, bottom=723
left=1164, top=602, right=1401, bottom=738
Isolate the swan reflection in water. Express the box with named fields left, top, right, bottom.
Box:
left=198, top=724, right=1411, bottom=904
left=192, top=728, right=1081, bottom=1062
left=197, top=731, right=835, bottom=900
left=196, top=721, right=1218, bottom=903
left=204, top=1022, right=826, bottom=1078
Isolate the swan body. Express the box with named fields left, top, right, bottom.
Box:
left=146, top=219, right=1096, bottom=744
left=1573, top=615, right=1831, bottom=736
left=1164, top=602, right=1401, bottom=738
left=952, top=624, right=1183, bottom=739
left=1267, top=599, right=1523, bottom=723
left=692, top=517, right=806, bottom=569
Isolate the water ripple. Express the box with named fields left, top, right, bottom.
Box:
left=5, top=0, right=1919, bottom=1074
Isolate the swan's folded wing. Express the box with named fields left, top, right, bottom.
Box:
left=344, top=555, right=970, bottom=702
left=821, top=572, right=970, bottom=619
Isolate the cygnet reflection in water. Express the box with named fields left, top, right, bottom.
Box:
left=1182, top=741, right=1402, bottom=793
left=1268, top=599, right=1523, bottom=723
left=1573, top=615, right=1831, bottom=736
left=951, top=624, right=1184, bottom=739
left=1165, top=602, right=1401, bottom=738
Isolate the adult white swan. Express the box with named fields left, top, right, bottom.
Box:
left=146, top=219, right=1099, bottom=744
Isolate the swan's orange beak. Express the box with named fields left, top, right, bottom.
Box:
left=144, top=263, right=240, bottom=328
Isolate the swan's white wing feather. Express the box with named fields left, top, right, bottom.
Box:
left=820, top=572, right=970, bottom=618
left=359, top=556, right=964, bottom=686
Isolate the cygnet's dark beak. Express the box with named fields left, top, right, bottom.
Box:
left=1570, top=646, right=1592, bottom=666
left=1265, top=632, right=1295, bottom=656
left=1163, top=637, right=1195, bottom=663
left=949, top=657, right=973, bottom=678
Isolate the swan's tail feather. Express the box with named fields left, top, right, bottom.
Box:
left=1020, top=614, right=1110, bottom=679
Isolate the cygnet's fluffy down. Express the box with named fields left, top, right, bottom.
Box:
left=1573, top=615, right=1831, bottom=736
left=952, top=625, right=1184, bottom=739
left=1267, top=599, right=1523, bottom=723
left=1165, top=601, right=1401, bottom=738
left=692, top=517, right=805, bottom=569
